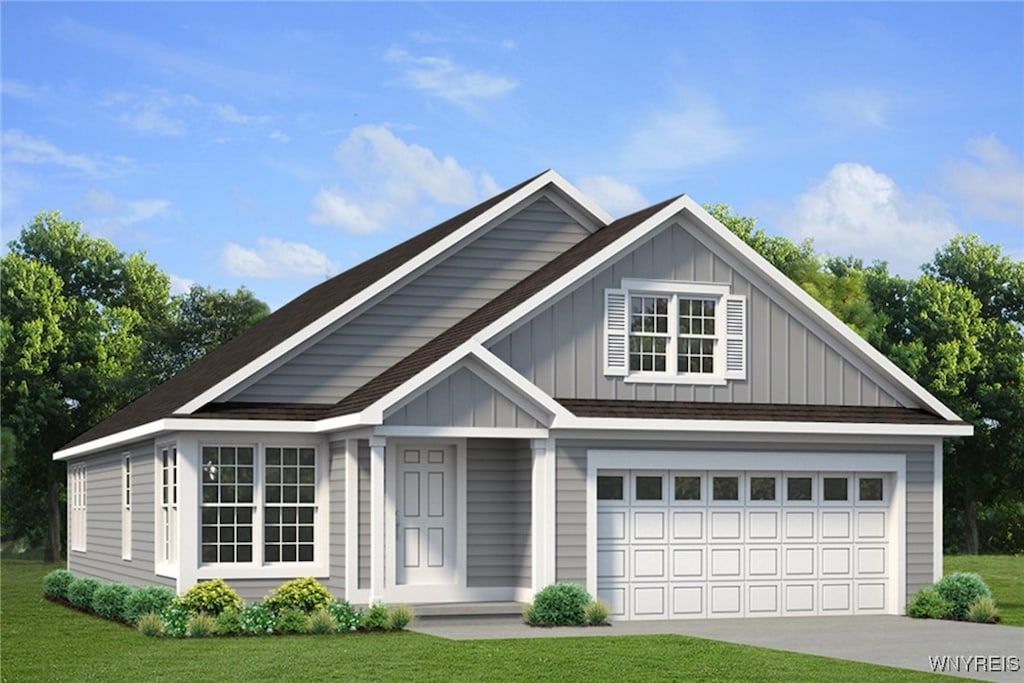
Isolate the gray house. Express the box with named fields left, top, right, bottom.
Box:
left=56, top=170, right=970, bottom=620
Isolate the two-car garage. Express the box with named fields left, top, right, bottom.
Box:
left=593, top=462, right=897, bottom=620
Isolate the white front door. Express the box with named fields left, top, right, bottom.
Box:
left=396, top=445, right=456, bottom=585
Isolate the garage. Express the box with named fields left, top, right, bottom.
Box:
left=596, top=468, right=894, bottom=620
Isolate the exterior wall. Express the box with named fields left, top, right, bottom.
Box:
left=906, top=448, right=936, bottom=596
left=323, top=440, right=347, bottom=596
left=357, top=440, right=370, bottom=590
left=466, top=439, right=532, bottom=589
left=230, top=197, right=591, bottom=404
left=213, top=578, right=286, bottom=603
left=384, top=367, right=542, bottom=429
left=68, top=440, right=174, bottom=589
left=489, top=219, right=908, bottom=407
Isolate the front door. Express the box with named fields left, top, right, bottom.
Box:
left=396, top=445, right=456, bottom=585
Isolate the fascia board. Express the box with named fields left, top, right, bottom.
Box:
left=549, top=415, right=974, bottom=437
left=176, top=170, right=598, bottom=415
left=678, top=198, right=963, bottom=422
left=543, top=170, right=614, bottom=227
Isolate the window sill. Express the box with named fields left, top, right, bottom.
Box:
left=196, top=561, right=328, bottom=581
left=623, top=373, right=728, bottom=386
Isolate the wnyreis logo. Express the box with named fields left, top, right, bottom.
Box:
left=928, top=655, right=1021, bottom=674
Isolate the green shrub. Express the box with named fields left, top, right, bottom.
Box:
left=907, top=587, right=949, bottom=619
left=160, top=600, right=190, bottom=638
left=584, top=599, right=611, bottom=626
left=92, top=583, right=134, bottom=622
left=388, top=604, right=414, bottom=630
left=67, top=577, right=102, bottom=611
left=522, top=603, right=537, bottom=624
left=275, top=608, right=309, bottom=634
left=360, top=602, right=392, bottom=631
left=325, top=599, right=361, bottom=632
left=137, top=612, right=163, bottom=638
left=216, top=608, right=243, bottom=636
left=126, top=585, right=177, bottom=625
left=240, top=602, right=277, bottom=636
left=307, top=607, right=337, bottom=635
left=933, top=573, right=992, bottom=620
left=42, top=569, right=75, bottom=600
left=528, top=582, right=592, bottom=626
left=187, top=612, right=218, bottom=638
left=967, top=597, right=1000, bottom=624
left=178, top=578, right=243, bottom=616
left=264, top=577, right=334, bottom=614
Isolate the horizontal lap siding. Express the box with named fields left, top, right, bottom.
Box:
left=555, top=446, right=587, bottom=584
left=489, top=219, right=907, bottom=408
left=466, top=439, right=532, bottom=588
left=905, top=448, right=935, bottom=596
left=231, top=197, right=590, bottom=404
left=324, top=440, right=346, bottom=596
left=358, top=440, right=370, bottom=590
left=385, top=367, right=541, bottom=428
left=69, top=441, right=174, bottom=589
left=216, top=579, right=288, bottom=604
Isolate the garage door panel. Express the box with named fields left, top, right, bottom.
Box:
left=632, top=585, right=668, bottom=619
left=598, top=586, right=627, bottom=617
left=747, top=511, right=780, bottom=541
left=672, top=585, right=704, bottom=616
left=784, top=511, right=815, bottom=540
left=821, top=582, right=853, bottom=613
left=748, top=547, right=780, bottom=578
left=672, top=510, right=704, bottom=541
left=598, top=511, right=627, bottom=541
left=856, top=546, right=886, bottom=575
left=821, top=546, right=853, bottom=576
left=709, top=584, right=742, bottom=616
left=821, top=511, right=852, bottom=540
left=672, top=548, right=704, bottom=578
left=710, top=547, right=742, bottom=577
left=856, top=582, right=887, bottom=612
left=632, top=547, right=667, bottom=579
left=710, top=511, right=742, bottom=541
left=632, top=511, right=667, bottom=542
left=747, top=583, right=781, bottom=615
left=783, top=546, right=815, bottom=577
left=856, top=511, right=886, bottom=539
left=784, top=583, right=815, bottom=614
left=598, top=548, right=626, bottom=579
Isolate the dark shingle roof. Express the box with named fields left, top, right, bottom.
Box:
left=62, top=172, right=549, bottom=450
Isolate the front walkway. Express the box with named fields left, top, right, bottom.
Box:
left=410, top=615, right=1024, bottom=682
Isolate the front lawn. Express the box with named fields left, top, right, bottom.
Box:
left=945, top=554, right=1024, bottom=626
left=1, top=561, right=948, bottom=682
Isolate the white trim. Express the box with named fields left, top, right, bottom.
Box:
left=375, top=426, right=549, bottom=439
left=121, top=454, right=132, bottom=561
left=154, top=442, right=179, bottom=579
left=932, top=439, right=944, bottom=584
left=531, top=437, right=556, bottom=591
left=549, top=417, right=973, bottom=437
left=344, top=439, right=360, bottom=601
left=621, top=279, right=731, bottom=296
left=176, top=435, right=200, bottom=593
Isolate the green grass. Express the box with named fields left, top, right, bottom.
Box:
left=944, top=554, right=1024, bottom=626
left=0, top=562, right=951, bottom=682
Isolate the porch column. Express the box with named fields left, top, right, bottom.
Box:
left=369, top=436, right=386, bottom=603
left=531, top=437, right=556, bottom=592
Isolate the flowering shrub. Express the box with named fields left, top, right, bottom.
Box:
left=325, top=599, right=361, bottom=632
left=178, top=578, right=243, bottom=616
left=161, top=600, right=190, bottom=638
left=264, top=577, right=333, bottom=614
left=240, top=602, right=277, bottom=636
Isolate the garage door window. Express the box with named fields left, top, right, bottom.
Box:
left=786, top=476, right=813, bottom=503
left=598, top=475, right=625, bottom=501
left=858, top=476, right=885, bottom=503
left=674, top=475, right=702, bottom=502
left=749, top=476, right=777, bottom=502
left=823, top=476, right=850, bottom=502
left=712, top=475, right=739, bottom=502
left=635, top=475, right=664, bottom=502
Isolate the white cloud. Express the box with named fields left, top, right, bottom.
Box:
left=577, top=176, right=648, bottom=217
left=782, top=163, right=958, bottom=275
left=2, top=129, right=128, bottom=176
left=943, top=136, right=1024, bottom=225
left=82, top=189, right=172, bottom=240
left=212, top=103, right=267, bottom=125
left=385, top=47, right=518, bottom=108
left=810, top=87, right=896, bottom=129
left=269, top=129, right=291, bottom=143
left=621, top=92, right=743, bottom=173
left=1, top=79, right=47, bottom=100
left=169, top=274, right=196, bottom=295
left=221, top=238, right=340, bottom=279
left=309, top=125, right=498, bottom=234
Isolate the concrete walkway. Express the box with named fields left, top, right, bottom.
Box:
left=410, top=615, right=1024, bottom=682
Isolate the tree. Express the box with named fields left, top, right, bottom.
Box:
left=1, top=211, right=172, bottom=560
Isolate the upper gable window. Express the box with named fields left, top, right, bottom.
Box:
left=605, top=280, right=747, bottom=384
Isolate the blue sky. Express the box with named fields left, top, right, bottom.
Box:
left=3, top=2, right=1022, bottom=310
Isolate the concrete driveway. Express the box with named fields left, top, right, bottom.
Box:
left=410, top=615, right=1024, bottom=682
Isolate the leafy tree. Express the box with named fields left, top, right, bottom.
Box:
left=1, top=212, right=172, bottom=559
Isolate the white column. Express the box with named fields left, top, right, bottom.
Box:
left=531, top=437, right=556, bottom=592
left=369, top=436, right=386, bottom=603
left=932, top=439, right=944, bottom=584
left=176, top=436, right=199, bottom=594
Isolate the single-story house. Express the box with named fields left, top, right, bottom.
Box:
left=56, top=170, right=971, bottom=620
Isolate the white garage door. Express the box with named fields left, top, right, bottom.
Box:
left=597, top=470, right=891, bottom=619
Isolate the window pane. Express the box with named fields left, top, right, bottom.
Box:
left=712, top=476, right=739, bottom=501
left=787, top=477, right=813, bottom=501
left=597, top=476, right=624, bottom=501
left=750, top=477, right=776, bottom=501
left=860, top=477, right=884, bottom=501
left=674, top=476, right=701, bottom=501
left=635, top=476, right=663, bottom=501
left=823, top=477, right=849, bottom=501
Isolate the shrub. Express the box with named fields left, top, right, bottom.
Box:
left=307, top=607, right=337, bottom=635
left=216, top=608, right=243, bottom=636
left=92, top=583, right=134, bottom=623
left=126, top=585, right=177, bottom=625
left=522, top=603, right=537, bottom=624
left=389, top=604, right=414, bottom=630
left=187, top=612, right=218, bottom=638
left=67, top=577, right=103, bottom=611
left=360, top=602, right=392, bottom=631
left=907, top=588, right=949, bottom=619
left=584, top=599, right=611, bottom=626
left=967, top=597, right=1000, bottom=624
left=325, top=599, right=361, bottom=632
left=42, top=569, right=76, bottom=600
left=264, top=577, right=333, bottom=614
left=161, top=600, right=191, bottom=638
left=137, top=612, right=163, bottom=637
left=933, top=573, right=992, bottom=621
left=528, top=582, right=592, bottom=626
left=240, top=602, right=277, bottom=636
left=274, top=607, right=309, bottom=634
left=178, top=578, right=243, bottom=616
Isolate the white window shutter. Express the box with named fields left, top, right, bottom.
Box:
left=724, top=294, right=747, bottom=380
left=604, top=288, right=629, bottom=376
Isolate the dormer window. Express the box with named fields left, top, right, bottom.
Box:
left=605, top=280, right=747, bottom=384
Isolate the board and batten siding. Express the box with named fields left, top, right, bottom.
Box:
left=322, top=440, right=347, bottom=596
left=384, top=367, right=542, bottom=429
left=554, top=439, right=936, bottom=602
left=489, top=220, right=909, bottom=408
left=229, top=197, right=591, bottom=404
left=68, top=441, right=174, bottom=589
left=466, top=439, right=532, bottom=588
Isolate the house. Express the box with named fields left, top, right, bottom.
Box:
left=55, top=170, right=971, bottom=620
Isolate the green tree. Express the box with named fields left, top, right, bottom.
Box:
left=1, top=211, right=172, bottom=560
